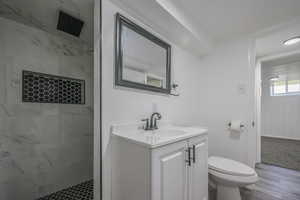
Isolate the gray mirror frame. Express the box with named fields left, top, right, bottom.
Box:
left=115, top=13, right=171, bottom=94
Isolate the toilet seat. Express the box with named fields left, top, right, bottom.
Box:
left=208, top=156, right=256, bottom=177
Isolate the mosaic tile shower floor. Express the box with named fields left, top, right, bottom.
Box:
left=37, top=180, right=93, bottom=200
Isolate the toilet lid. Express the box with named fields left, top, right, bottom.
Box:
left=208, top=156, right=256, bottom=177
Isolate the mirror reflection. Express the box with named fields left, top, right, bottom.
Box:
left=122, top=26, right=167, bottom=88
left=115, top=14, right=171, bottom=94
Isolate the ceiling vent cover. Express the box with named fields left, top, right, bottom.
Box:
left=57, top=11, right=84, bottom=37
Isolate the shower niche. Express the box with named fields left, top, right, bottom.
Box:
left=22, top=70, right=85, bottom=104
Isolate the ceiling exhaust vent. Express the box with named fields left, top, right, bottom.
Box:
left=57, top=11, right=84, bottom=37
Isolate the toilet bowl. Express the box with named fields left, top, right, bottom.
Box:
left=208, top=156, right=258, bottom=200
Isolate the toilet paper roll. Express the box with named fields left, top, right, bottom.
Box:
left=229, top=120, right=242, bottom=132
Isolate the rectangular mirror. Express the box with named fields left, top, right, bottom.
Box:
left=115, top=13, right=171, bottom=94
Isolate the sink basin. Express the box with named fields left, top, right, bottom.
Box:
left=111, top=123, right=208, bottom=148
left=153, top=129, right=187, bottom=137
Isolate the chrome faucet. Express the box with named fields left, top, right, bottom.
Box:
left=150, top=112, right=162, bottom=130
left=142, top=112, right=162, bottom=130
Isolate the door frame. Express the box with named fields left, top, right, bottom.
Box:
left=94, top=0, right=102, bottom=199
left=254, top=49, right=300, bottom=164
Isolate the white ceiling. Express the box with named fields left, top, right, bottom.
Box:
left=262, top=58, right=300, bottom=81
left=111, top=0, right=300, bottom=56
left=262, top=54, right=300, bottom=68
left=256, top=21, right=300, bottom=57
left=170, top=0, right=300, bottom=43
left=0, top=0, right=94, bottom=46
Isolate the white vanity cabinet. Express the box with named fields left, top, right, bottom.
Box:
left=111, top=125, right=208, bottom=200
left=152, top=136, right=208, bottom=200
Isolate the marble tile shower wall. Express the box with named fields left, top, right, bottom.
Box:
left=0, top=17, right=93, bottom=199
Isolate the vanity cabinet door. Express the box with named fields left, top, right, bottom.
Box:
left=152, top=140, right=189, bottom=200
left=189, top=137, right=208, bottom=200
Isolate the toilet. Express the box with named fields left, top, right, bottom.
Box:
left=208, top=156, right=258, bottom=200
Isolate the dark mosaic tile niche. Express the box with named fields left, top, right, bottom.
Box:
left=22, top=70, right=85, bottom=104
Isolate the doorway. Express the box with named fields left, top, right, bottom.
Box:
left=256, top=53, right=300, bottom=171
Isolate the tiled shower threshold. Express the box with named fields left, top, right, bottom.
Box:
left=261, top=136, right=300, bottom=171
left=37, top=180, right=93, bottom=200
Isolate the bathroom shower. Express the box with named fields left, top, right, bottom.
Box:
left=0, top=0, right=94, bottom=199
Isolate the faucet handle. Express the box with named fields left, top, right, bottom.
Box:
left=141, top=118, right=150, bottom=130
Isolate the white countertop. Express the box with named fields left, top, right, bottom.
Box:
left=111, top=123, right=208, bottom=148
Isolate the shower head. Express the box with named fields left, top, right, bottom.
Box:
left=57, top=11, right=84, bottom=37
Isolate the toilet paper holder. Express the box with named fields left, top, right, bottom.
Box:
left=228, top=122, right=244, bottom=128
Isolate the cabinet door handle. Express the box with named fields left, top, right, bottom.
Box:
left=192, top=145, right=196, bottom=163
left=185, top=147, right=192, bottom=166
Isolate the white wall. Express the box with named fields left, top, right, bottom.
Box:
left=261, top=63, right=300, bottom=140
left=101, top=1, right=206, bottom=199
left=195, top=38, right=257, bottom=167
left=99, top=1, right=259, bottom=200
